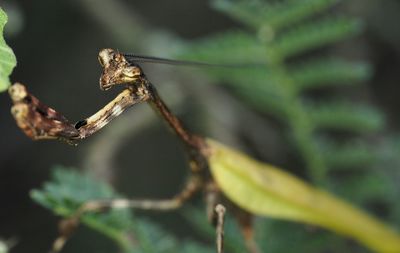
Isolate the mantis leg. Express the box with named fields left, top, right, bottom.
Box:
left=50, top=175, right=202, bottom=253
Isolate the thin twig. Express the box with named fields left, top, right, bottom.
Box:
left=215, top=204, right=226, bottom=253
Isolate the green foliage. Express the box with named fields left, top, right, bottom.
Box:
left=254, top=219, right=348, bottom=253
left=28, top=1, right=400, bottom=252
left=178, top=0, right=379, bottom=185
left=0, top=7, right=17, bottom=92
left=212, top=0, right=338, bottom=30
left=306, top=101, right=384, bottom=133
left=290, top=58, right=371, bottom=91
left=175, top=0, right=400, bottom=251
left=31, top=167, right=213, bottom=253
left=318, top=139, right=377, bottom=169
left=268, top=16, right=362, bottom=60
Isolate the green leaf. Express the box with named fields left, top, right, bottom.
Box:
left=0, top=7, right=17, bottom=92
left=207, top=139, right=400, bottom=252
left=338, top=172, right=396, bottom=205
left=290, top=58, right=371, bottom=91
left=211, top=0, right=269, bottom=29
left=0, top=240, right=9, bottom=253
left=179, top=31, right=266, bottom=64
left=231, top=79, right=287, bottom=116
left=318, top=139, right=377, bottom=169
left=306, top=102, right=385, bottom=133
left=258, top=0, right=339, bottom=31
left=195, top=67, right=287, bottom=116
left=270, top=17, right=362, bottom=59
left=31, top=166, right=136, bottom=251
left=212, top=0, right=338, bottom=31
left=31, top=166, right=213, bottom=253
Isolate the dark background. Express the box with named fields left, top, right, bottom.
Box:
left=1, top=0, right=400, bottom=252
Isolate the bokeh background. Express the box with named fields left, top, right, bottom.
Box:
left=1, top=0, right=400, bottom=252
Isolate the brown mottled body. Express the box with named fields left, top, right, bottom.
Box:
left=9, top=83, right=79, bottom=142
left=98, top=48, right=142, bottom=91
left=9, top=83, right=149, bottom=142
left=75, top=87, right=149, bottom=139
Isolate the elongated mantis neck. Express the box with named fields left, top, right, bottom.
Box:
left=142, top=77, right=204, bottom=150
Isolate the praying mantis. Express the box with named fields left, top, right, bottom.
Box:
left=9, top=48, right=260, bottom=253
left=10, top=49, right=400, bottom=253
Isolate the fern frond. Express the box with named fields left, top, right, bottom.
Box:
left=199, top=68, right=290, bottom=115
left=232, top=83, right=288, bottom=116
left=258, top=0, right=339, bottom=30
left=271, top=17, right=362, bottom=60
left=318, top=139, right=377, bottom=169
left=175, top=60, right=290, bottom=116
left=211, top=0, right=269, bottom=29
left=337, top=172, right=395, bottom=204
left=306, top=102, right=384, bottom=133
left=180, top=31, right=265, bottom=63
left=179, top=3, right=371, bottom=185
left=290, top=58, right=371, bottom=91
left=212, top=0, right=338, bottom=31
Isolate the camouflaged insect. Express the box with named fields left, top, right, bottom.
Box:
left=9, top=83, right=79, bottom=142
left=98, top=48, right=143, bottom=91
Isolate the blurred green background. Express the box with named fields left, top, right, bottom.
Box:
left=1, top=0, right=400, bottom=252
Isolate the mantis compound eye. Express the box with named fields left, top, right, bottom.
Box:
left=122, top=67, right=135, bottom=77
left=122, top=66, right=141, bottom=78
